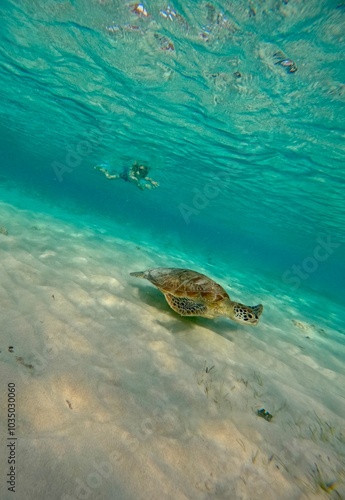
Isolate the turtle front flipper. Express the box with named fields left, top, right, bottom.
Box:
left=165, top=293, right=208, bottom=317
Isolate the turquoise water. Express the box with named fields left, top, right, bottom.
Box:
left=0, top=0, right=344, bottom=302
left=1, top=3, right=345, bottom=498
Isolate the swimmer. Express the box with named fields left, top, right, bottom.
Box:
left=94, top=161, right=159, bottom=190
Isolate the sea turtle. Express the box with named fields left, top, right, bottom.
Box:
left=130, top=268, right=263, bottom=325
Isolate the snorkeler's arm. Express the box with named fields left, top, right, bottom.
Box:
left=144, top=176, right=159, bottom=187
left=128, top=171, right=138, bottom=182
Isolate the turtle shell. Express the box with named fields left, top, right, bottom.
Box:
left=144, top=268, right=229, bottom=304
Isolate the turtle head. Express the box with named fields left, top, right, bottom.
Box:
left=230, top=302, right=263, bottom=326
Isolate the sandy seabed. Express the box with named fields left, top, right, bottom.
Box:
left=0, top=193, right=344, bottom=500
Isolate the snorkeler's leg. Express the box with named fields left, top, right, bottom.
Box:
left=94, top=166, right=119, bottom=180
left=104, top=172, right=120, bottom=180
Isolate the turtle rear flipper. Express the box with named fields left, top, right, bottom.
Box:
left=130, top=271, right=146, bottom=278
left=165, top=293, right=207, bottom=316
